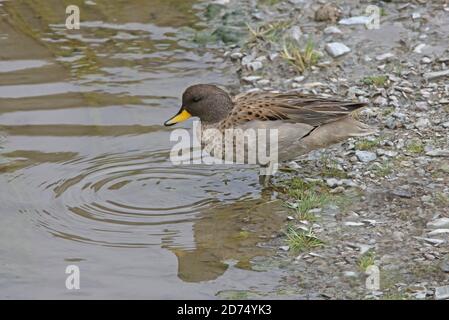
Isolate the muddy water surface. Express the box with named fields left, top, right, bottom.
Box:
left=0, top=0, right=285, bottom=298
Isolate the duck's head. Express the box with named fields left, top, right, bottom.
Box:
left=164, top=84, right=233, bottom=126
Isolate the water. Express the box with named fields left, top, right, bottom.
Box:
left=0, top=0, right=286, bottom=298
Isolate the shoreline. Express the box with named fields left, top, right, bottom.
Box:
left=195, top=0, right=449, bottom=299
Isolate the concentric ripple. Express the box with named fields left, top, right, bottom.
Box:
left=5, top=150, right=259, bottom=248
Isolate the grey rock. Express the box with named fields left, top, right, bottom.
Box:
left=428, top=229, right=449, bottom=236
left=323, top=26, right=342, bottom=34
left=414, top=43, right=426, bottom=54
left=392, top=188, right=412, bottom=198
left=427, top=218, right=449, bottom=229
left=426, top=149, right=449, bottom=157
left=414, top=237, right=445, bottom=245
left=412, top=12, right=421, bottom=20
left=242, top=76, right=262, bottom=83
left=341, top=179, right=358, bottom=187
left=376, top=149, right=398, bottom=157
left=376, top=53, right=395, bottom=61
left=355, top=150, right=377, bottom=162
left=344, top=221, right=365, bottom=227
left=230, top=52, right=243, bottom=60
left=343, top=271, right=358, bottom=277
left=435, top=285, right=449, bottom=300
left=279, top=246, right=290, bottom=252
left=257, top=79, right=270, bottom=86
left=326, top=178, right=340, bottom=188
left=424, top=69, right=449, bottom=80
left=325, top=42, right=351, bottom=58
left=338, top=16, right=371, bottom=25
left=385, top=117, right=397, bottom=129
left=421, top=57, right=432, bottom=64
left=415, top=101, right=428, bottom=111
left=268, top=52, right=279, bottom=61
left=373, top=96, right=388, bottom=106
left=415, top=118, right=430, bottom=129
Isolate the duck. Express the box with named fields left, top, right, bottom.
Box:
left=164, top=84, right=375, bottom=184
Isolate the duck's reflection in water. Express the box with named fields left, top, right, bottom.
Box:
left=167, top=196, right=285, bottom=282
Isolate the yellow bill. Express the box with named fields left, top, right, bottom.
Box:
left=164, top=108, right=192, bottom=126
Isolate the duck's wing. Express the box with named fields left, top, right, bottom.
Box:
left=230, top=92, right=367, bottom=127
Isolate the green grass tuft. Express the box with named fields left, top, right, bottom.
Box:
left=406, top=140, right=424, bottom=154
left=363, top=75, right=388, bottom=87
left=358, top=250, right=376, bottom=271
left=281, top=40, right=321, bottom=74
left=285, top=227, right=324, bottom=252
left=356, top=138, right=382, bottom=150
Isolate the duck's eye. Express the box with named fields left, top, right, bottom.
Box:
left=192, top=96, right=201, bottom=102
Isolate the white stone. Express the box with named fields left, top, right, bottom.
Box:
left=435, top=285, right=449, bottom=300
left=427, top=218, right=449, bottom=229
left=355, top=150, right=377, bottom=162
left=412, top=12, right=421, bottom=20
left=242, top=76, right=262, bottom=83
left=325, top=42, right=351, bottom=58
left=376, top=53, right=395, bottom=61
left=414, top=43, right=426, bottom=54
left=324, top=26, right=342, bottom=34
left=424, top=69, right=449, bottom=80
left=344, top=221, right=365, bottom=227
left=338, top=16, right=371, bottom=25
left=415, top=118, right=430, bottom=129
left=428, top=229, right=449, bottom=236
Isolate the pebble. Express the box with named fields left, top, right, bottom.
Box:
left=413, top=43, right=426, bottom=54
left=415, top=101, right=428, bottom=111
left=241, top=56, right=263, bottom=71
left=338, top=16, right=371, bottom=25
left=323, top=26, right=342, bottom=35
left=344, top=221, right=365, bottom=227
left=415, top=118, right=430, bottom=129
left=376, top=149, right=398, bottom=157
left=435, top=285, right=449, bottom=300
left=325, top=42, right=351, bottom=58
left=343, top=271, right=358, bottom=277
left=230, top=52, right=243, bottom=60
left=242, top=76, right=262, bottom=83
left=412, top=12, right=421, bottom=20
left=427, top=218, right=449, bottom=229
left=268, top=53, right=279, bottom=61
left=421, top=57, right=432, bottom=64
left=279, top=246, right=290, bottom=252
left=424, top=69, right=449, bottom=80
left=326, top=178, right=339, bottom=188
left=391, top=188, right=412, bottom=198
left=373, top=96, right=388, bottom=106
left=355, top=151, right=377, bottom=162
left=376, top=53, right=395, bottom=61
left=293, top=76, right=305, bottom=82
left=385, top=117, right=397, bottom=129
left=257, top=79, right=271, bottom=86
left=414, top=237, right=445, bottom=245
left=426, top=149, right=449, bottom=157
left=428, top=229, right=449, bottom=236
